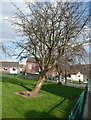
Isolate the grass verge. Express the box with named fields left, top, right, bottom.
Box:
left=1, top=76, right=83, bottom=118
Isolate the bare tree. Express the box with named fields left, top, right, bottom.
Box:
left=0, top=39, right=11, bottom=60
left=11, top=1, right=89, bottom=96
left=56, top=55, right=72, bottom=85
left=56, top=47, right=88, bottom=85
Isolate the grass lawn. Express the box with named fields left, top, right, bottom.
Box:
left=1, top=76, right=83, bottom=119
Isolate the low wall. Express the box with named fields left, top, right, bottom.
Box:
left=17, top=74, right=39, bottom=80
left=1, top=74, right=39, bottom=80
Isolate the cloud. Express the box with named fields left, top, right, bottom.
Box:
left=0, top=38, right=13, bottom=43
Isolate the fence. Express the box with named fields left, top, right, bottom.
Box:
left=69, top=84, right=88, bottom=120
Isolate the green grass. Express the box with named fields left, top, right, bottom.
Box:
left=70, top=80, right=85, bottom=84
left=1, top=76, right=83, bottom=119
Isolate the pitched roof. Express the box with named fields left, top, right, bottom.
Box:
left=0, top=61, right=20, bottom=67
left=68, top=64, right=91, bottom=75
left=27, top=57, right=37, bottom=63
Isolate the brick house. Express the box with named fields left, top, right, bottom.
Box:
left=25, top=57, right=57, bottom=77
left=0, top=61, right=23, bottom=74
left=25, top=58, right=39, bottom=74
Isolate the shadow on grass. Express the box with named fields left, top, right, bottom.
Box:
left=2, top=80, right=33, bottom=91
left=41, top=83, right=82, bottom=100
left=2, top=76, right=82, bottom=100
left=20, top=83, right=32, bottom=91
left=2, top=76, right=36, bottom=91
left=21, top=83, right=82, bottom=99
left=25, top=110, right=57, bottom=119
left=48, top=98, right=66, bottom=113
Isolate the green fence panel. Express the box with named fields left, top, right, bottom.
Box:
left=69, top=85, right=88, bottom=120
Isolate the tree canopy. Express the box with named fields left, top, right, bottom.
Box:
left=11, top=1, right=90, bottom=96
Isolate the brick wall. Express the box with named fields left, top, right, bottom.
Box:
left=26, top=62, right=57, bottom=77
left=26, top=62, right=39, bottom=73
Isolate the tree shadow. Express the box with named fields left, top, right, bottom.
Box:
left=48, top=98, right=66, bottom=113
left=20, top=83, right=32, bottom=91
left=25, top=110, right=57, bottom=119
left=2, top=76, right=36, bottom=91
left=2, top=76, right=82, bottom=100
left=2, top=80, right=34, bottom=91
left=41, top=83, right=82, bottom=100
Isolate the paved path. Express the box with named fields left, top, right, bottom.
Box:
left=88, top=80, right=91, bottom=120
left=83, top=80, right=91, bottom=120
left=88, top=93, right=91, bottom=120
left=45, top=80, right=86, bottom=87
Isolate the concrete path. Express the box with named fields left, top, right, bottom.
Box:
left=83, top=80, right=91, bottom=120
left=88, top=93, right=91, bottom=120
left=88, top=80, right=91, bottom=120
left=45, top=80, right=86, bottom=87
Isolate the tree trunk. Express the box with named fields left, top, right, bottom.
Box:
left=58, top=72, right=62, bottom=84
left=64, top=70, right=67, bottom=85
left=65, top=77, right=67, bottom=85
left=29, top=75, right=45, bottom=96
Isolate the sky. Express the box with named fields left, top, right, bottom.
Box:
left=0, top=0, right=91, bottom=64
left=0, top=0, right=27, bottom=64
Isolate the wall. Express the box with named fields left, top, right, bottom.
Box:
left=10, top=67, right=20, bottom=74
left=0, top=67, right=10, bottom=73
left=67, top=72, right=84, bottom=81
left=0, top=67, right=20, bottom=74
left=26, top=62, right=57, bottom=77
left=18, top=74, right=39, bottom=80
left=26, top=62, right=39, bottom=74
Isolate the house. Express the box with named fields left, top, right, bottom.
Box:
left=0, top=61, right=23, bottom=74
left=25, top=57, right=57, bottom=77
left=19, top=64, right=25, bottom=73
left=25, top=58, right=39, bottom=74
left=25, top=57, right=91, bottom=81
left=67, top=72, right=84, bottom=81
left=67, top=64, right=91, bottom=81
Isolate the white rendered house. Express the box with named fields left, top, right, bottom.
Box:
left=67, top=72, right=84, bottom=81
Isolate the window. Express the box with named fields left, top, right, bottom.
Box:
left=28, top=64, right=32, bottom=69
left=3, top=67, right=7, bottom=70
left=78, top=75, right=80, bottom=77
left=33, top=64, right=37, bottom=69
left=12, top=68, right=16, bottom=71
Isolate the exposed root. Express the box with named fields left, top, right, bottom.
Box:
left=15, top=91, right=43, bottom=98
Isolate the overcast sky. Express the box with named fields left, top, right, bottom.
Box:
left=0, top=0, right=90, bottom=64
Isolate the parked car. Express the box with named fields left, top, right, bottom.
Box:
left=83, top=79, right=88, bottom=83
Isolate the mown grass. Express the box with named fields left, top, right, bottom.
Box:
left=1, top=76, right=83, bottom=119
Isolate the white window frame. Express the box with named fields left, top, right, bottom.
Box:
left=28, top=64, right=32, bottom=69
left=12, top=68, right=16, bottom=71
left=3, top=67, right=7, bottom=70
